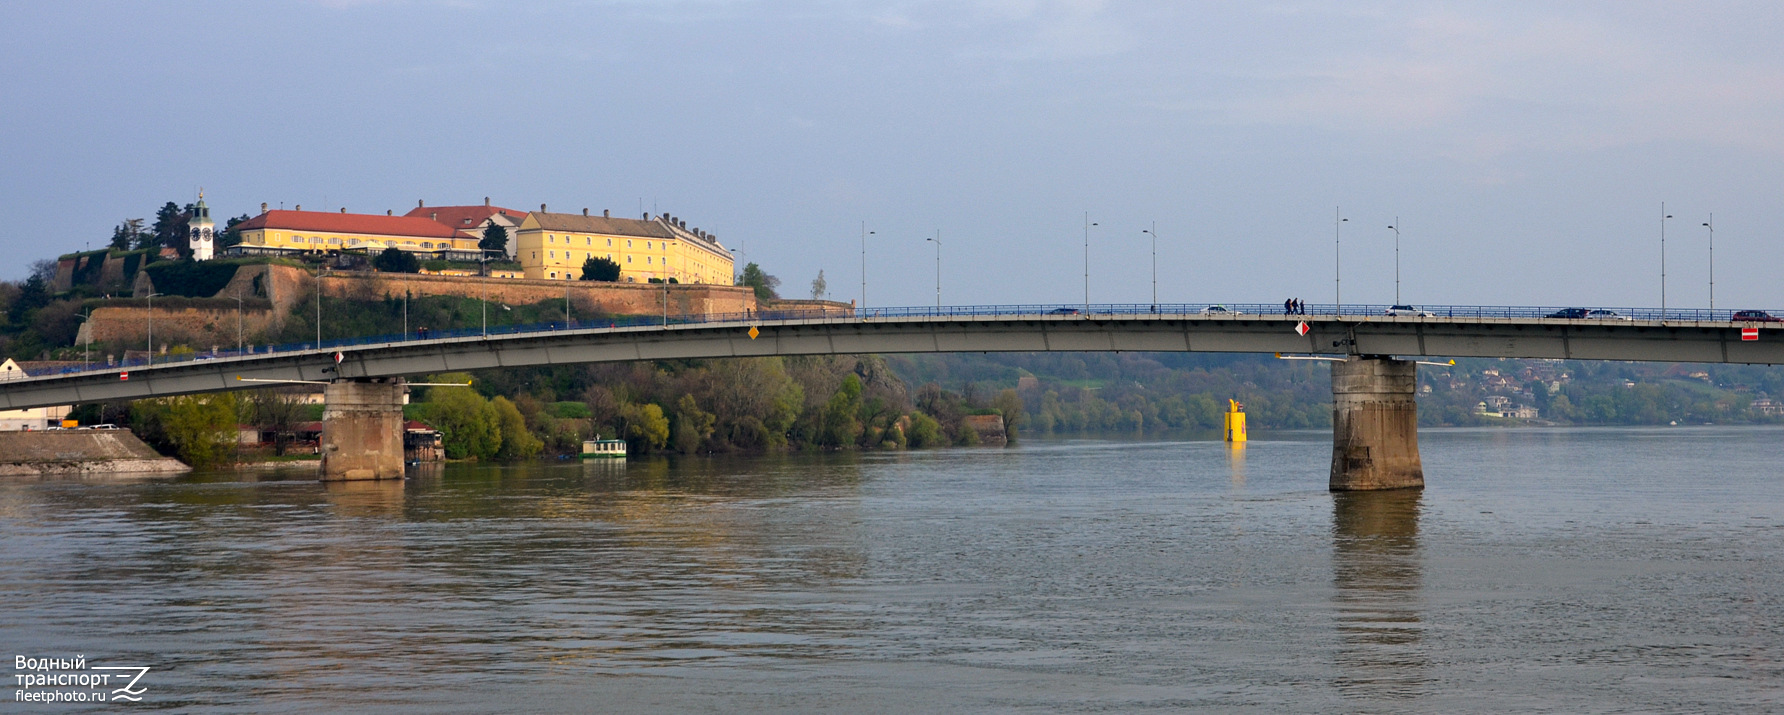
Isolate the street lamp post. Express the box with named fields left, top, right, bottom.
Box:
left=314, top=268, right=323, bottom=349
left=1660, top=203, right=1672, bottom=317
left=1141, top=223, right=1158, bottom=309
left=860, top=222, right=874, bottom=311
left=926, top=231, right=942, bottom=309
left=1083, top=212, right=1098, bottom=313
left=1387, top=218, right=1401, bottom=305
left=145, top=292, right=164, bottom=365
left=1703, top=214, right=1714, bottom=311
left=234, top=290, right=244, bottom=353
left=1334, top=207, right=1348, bottom=315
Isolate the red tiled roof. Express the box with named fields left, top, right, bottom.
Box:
left=403, top=205, right=526, bottom=230
left=234, top=210, right=461, bottom=239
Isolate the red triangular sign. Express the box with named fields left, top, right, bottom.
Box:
left=1295, top=321, right=1310, bottom=336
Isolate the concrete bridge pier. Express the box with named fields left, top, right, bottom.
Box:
left=1329, top=356, right=1424, bottom=491
left=321, top=377, right=406, bottom=481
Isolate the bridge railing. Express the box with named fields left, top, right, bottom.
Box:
left=22, top=303, right=1778, bottom=378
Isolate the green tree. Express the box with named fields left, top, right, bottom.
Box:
left=147, top=201, right=187, bottom=251
left=491, top=396, right=543, bottom=461
left=219, top=214, right=251, bottom=250
left=992, top=388, right=1025, bottom=443
left=818, top=374, right=864, bottom=448
left=157, top=394, right=239, bottom=468
left=423, top=386, right=501, bottom=459
left=810, top=269, right=827, bottom=300
left=479, top=223, right=509, bottom=254
left=373, top=247, right=420, bottom=273
left=624, top=402, right=670, bottom=452
left=738, top=262, right=780, bottom=301
left=581, top=256, right=621, bottom=281
left=672, top=394, right=717, bottom=453
left=906, top=412, right=945, bottom=448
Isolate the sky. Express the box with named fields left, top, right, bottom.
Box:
left=2, top=0, right=1781, bottom=310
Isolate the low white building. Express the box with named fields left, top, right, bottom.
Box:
left=0, top=359, right=71, bottom=430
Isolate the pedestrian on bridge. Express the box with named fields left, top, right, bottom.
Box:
left=1285, top=298, right=1295, bottom=316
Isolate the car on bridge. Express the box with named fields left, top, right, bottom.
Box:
left=1585, top=309, right=1632, bottom=321
left=1384, top=305, right=1436, bottom=317
left=1547, top=308, right=1591, bottom=319
left=1200, top=305, right=1242, bottom=316
left=1048, top=307, right=1081, bottom=315
left=1733, top=310, right=1782, bottom=322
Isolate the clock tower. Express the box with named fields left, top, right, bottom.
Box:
left=189, top=190, right=216, bottom=260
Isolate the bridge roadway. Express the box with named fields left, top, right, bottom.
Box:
left=2, top=305, right=1778, bottom=412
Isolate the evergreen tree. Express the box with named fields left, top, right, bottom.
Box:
left=145, top=201, right=187, bottom=251
left=479, top=224, right=509, bottom=254
left=110, top=219, right=146, bottom=251
left=581, top=256, right=621, bottom=281
left=373, top=247, right=420, bottom=273
left=738, top=262, right=780, bottom=301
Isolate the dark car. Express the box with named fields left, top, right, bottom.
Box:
left=1547, top=308, right=1590, bottom=319
left=1048, top=307, right=1081, bottom=315
left=1733, top=310, right=1782, bottom=322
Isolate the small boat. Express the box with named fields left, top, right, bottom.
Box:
left=580, top=439, right=627, bottom=460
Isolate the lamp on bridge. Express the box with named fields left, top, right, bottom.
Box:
left=925, top=231, right=942, bottom=309
left=144, top=292, right=164, bottom=366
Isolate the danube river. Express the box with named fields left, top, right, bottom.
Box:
left=3, top=427, right=1781, bottom=712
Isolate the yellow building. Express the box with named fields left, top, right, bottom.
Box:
left=516, top=209, right=733, bottom=283
left=232, top=207, right=481, bottom=257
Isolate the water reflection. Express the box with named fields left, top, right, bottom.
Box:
left=320, top=479, right=406, bottom=517
left=1330, top=489, right=1426, bottom=701
left=1226, top=443, right=1247, bottom=490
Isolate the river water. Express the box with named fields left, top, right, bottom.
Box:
left=3, top=427, right=1782, bottom=712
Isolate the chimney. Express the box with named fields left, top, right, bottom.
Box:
left=386, top=210, right=392, bottom=216
left=541, top=203, right=548, bottom=212
left=418, top=200, right=425, bottom=208
left=295, top=204, right=302, bottom=211
left=603, top=209, right=610, bottom=218
left=582, top=208, right=589, bottom=216
left=261, top=202, right=268, bottom=213
left=484, top=197, right=490, bottom=207
left=340, top=207, right=346, bottom=213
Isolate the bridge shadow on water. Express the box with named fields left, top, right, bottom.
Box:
left=1330, top=489, right=1427, bottom=702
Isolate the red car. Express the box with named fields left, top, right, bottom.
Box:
left=1732, top=310, right=1782, bottom=322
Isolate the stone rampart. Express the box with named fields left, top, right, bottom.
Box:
left=80, top=305, right=278, bottom=352
left=320, top=272, right=758, bottom=318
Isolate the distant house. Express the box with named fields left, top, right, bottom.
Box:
left=1752, top=398, right=1783, bottom=417
left=1507, top=405, right=1540, bottom=419
left=404, top=199, right=528, bottom=260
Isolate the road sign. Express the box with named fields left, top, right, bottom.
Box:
left=1295, top=321, right=1310, bottom=336
left=748, top=326, right=760, bottom=340
left=1742, top=326, right=1759, bottom=341
left=119, top=371, right=128, bottom=381
left=334, top=352, right=344, bottom=364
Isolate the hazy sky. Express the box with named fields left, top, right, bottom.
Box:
left=4, top=1, right=1781, bottom=310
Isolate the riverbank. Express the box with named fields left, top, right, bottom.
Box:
left=0, top=430, right=188, bottom=476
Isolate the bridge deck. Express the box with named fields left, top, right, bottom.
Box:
left=2, top=309, right=1778, bottom=410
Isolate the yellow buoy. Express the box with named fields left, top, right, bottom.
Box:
left=1224, top=399, right=1247, bottom=442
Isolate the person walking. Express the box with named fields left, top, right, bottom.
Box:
left=1284, top=298, right=1295, bottom=316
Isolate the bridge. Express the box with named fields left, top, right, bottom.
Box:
left=3, top=303, right=1778, bottom=487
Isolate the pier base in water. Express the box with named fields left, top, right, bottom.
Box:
left=1329, top=356, right=1424, bottom=491
left=321, top=378, right=406, bottom=481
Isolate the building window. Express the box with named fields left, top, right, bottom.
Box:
left=647, top=256, right=652, bottom=264
left=626, top=256, right=632, bottom=263
left=607, top=238, right=612, bottom=247
left=550, top=272, right=557, bottom=279
left=627, top=240, right=632, bottom=248
left=647, top=241, right=652, bottom=249
left=585, top=237, right=591, bottom=245
left=548, top=235, right=554, bottom=243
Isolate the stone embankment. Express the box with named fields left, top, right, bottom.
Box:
left=0, top=430, right=189, bottom=476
